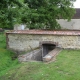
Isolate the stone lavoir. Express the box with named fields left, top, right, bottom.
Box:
left=6, top=30, right=80, bottom=62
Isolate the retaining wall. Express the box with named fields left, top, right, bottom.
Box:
left=6, top=30, right=80, bottom=53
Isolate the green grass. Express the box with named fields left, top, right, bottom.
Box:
left=0, top=33, right=6, bottom=48
left=0, top=33, right=19, bottom=76
left=1, top=49, right=80, bottom=80
left=0, top=33, right=80, bottom=80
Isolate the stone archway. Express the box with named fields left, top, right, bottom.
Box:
left=39, top=41, right=58, bottom=57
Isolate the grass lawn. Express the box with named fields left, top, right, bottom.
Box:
left=0, top=33, right=80, bottom=80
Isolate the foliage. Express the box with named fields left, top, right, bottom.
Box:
left=0, top=0, right=76, bottom=29
left=0, top=33, right=6, bottom=48
left=23, top=0, right=76, bottom=29
left=0, top=0, right=23, bottom=29
left=0, top=33, right=19, bottom=76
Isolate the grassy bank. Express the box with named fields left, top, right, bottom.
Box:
left=0, top=33, right=6, bottom=48
left=0, top=33, right=19, bottom=76
left=0, top=50, right=80, bottom=80
left=0, top=33, right=80, bottom=80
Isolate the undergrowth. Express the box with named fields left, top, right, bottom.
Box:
left=0, top=33, right=6, bottom=48
left=0, top=33, right=19, bottom=76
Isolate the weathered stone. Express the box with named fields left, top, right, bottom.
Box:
left=18, top=49, right=42, bottom=62
left=43, top=48, right=61, bottom=62
left=43, top=55, right=52, bottom=62
left=6, top=31, right=80, bottom=53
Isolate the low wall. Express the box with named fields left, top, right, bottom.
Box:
left=6, top=30, right=80, bottom=53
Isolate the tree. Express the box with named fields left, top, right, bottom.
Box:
left=0, top=0, right=23, bottom=29
left=0, top=0, right=76, bottom=29
left=23, top=0, right=76, bottom=29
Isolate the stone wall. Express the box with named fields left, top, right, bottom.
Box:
left=6, top=30, right=80, bottom=53
left=57, top=19, right=80, bottom=30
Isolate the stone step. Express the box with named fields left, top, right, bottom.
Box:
left=18, top=49, right=42, bottom=62
left=43, top=48, right=62, bottom=62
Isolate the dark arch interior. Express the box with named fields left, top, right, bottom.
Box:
left=42, top=44, right=56, bottom=57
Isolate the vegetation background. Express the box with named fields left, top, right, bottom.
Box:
left=0, top=0, right=76, bottom=29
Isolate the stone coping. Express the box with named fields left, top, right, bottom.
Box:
left=6, top=30, right=80, bottom=35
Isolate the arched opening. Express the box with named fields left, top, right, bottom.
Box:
left=18, top=41, right=59, bottom=62
left=42, top=44, right=56, bottom=57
